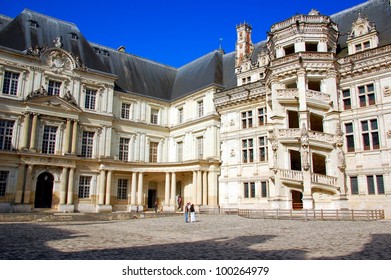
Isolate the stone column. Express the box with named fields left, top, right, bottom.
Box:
left=165, top=172, right=170, bottom=206
left=71, top=120, right=78, bottom=154
left=137, top=172, right=144, bottom=207
left=170, top=172, right=176, bottom=207
left=24, top=165, right=33, bottom=204
left=63, top=119, right=72, bottom=154
left=60, top=167, right=68, bottom=205
left=67, top=168, right=75, bottom=205
left=131, top=172, right=137, bottom=206
left=15, top=164, right=25, bottom=203
left=105, top=170, right=112, bottom=205
left=196, top=170, right=202, bottom=205
left=21, top=113, right=30, bottom=150
left=202, top=171, right=208, bottom=205
left=99, top=170, right=106, bottom=205
left=29, top=113, right=38, bottom=151
left=207, top=169, right=218, bottom=206
left=192, top=171, right=197, bottom=204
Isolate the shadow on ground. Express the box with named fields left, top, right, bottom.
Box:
left=0, top=222, right=390, bottom=260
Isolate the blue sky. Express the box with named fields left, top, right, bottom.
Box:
left=1, top=0, right=365, bottom=67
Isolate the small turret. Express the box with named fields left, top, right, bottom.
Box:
left=235, top=22, right=253, bottom=68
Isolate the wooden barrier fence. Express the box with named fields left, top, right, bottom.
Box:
left=199, top=208, right=385, bottom=221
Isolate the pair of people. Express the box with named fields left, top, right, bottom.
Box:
left=184, top=202, right=195, bottom=223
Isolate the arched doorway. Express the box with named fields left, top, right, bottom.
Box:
left=291, top=190, right=303, bottom=210
left=34, top=172, right=54, bottom=208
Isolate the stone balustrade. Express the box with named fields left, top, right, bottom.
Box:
left=311, top=173, right=338, bottom=187
left=278, top=168, right=338, bottom=187
left=306, top=89, right=331, bottom=102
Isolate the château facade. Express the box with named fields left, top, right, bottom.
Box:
left=1, top=0, right=391, bottom=217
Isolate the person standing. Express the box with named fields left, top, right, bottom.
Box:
left=177, top=195, right=182, bottom=211
left=190, top=204, right=195, bottom=223
left=154, top=200, right=158, bottom=213
left=184, top=202, right=189, bottom=223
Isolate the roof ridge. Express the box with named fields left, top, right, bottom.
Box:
left=177, top=49, right=222, bottom=70
left=89, top=41, right=177, bottom=71
left=21, top=8, right=79, bottom=30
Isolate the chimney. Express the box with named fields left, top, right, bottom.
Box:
left=117, top=46, right=126, bottom=52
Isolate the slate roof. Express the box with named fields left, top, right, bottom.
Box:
left=331, top=0, right=391, bottom=56
left=0, top=9, right=110, bottom=75
left=1, top=1, right=391, bottom=101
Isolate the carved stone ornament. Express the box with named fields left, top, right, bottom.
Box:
left=383, top=85, right=391, bottom=97
left=41, top=48, right=76, bottom=73
left=63, top=90, right=78, bottom=106
left=26, top=86, right=48, bottom=99
left=348, top=13, right=377, bottom=40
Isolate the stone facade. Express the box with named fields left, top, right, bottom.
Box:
left=1, top=0, right=391, bottom=217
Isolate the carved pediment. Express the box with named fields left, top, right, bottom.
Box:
left=41, top=48, right=77, bottom=73
left=348, top=14, right=377, bottom=39
left=26, top=94, right=82, bottom=112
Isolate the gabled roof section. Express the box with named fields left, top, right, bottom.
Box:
left=26, top=94, right=82, bottom=113
left=171, top=50, right=224, bottom=101
left=222, top=51, right=237, bottom=90
left=91, top=43, right=177, bottom=101
left=0, top=9, right=110, bottom=74
left=331, top=0, right=391, bottom=56
left=0, top=14, right=13, bottom=32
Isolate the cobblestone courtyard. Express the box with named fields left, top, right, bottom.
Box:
left=1, top=215, right=390, bottom=260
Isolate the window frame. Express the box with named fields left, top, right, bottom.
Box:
left=244, top=182, right=256, bottom=198
left=242, top=138, right=254, bottom=163
left=0, top=170, right=9, bottom=197
left=119, top=137, right=130, bottom=162
left=81, top=131, right=94, bottom=158
left=78, top=176, right=91, bottom=199
left=117, top=178, right=128, bottom=200
left=149, top=141, right=158, bottom=163
left=241, top=110, right=253, bottom=129
left=358, top=83, right=375, bottom=107
left=121, top=103, right=132, bottom=120
left=2, top=71, right=20, bottom=96
left=361, top=119, right=379, bottom=150
left=345, top=122, right=355, bottom=152
left=47, top=80, right=61, bottom=96
left=258, top=136, right=268, bottom=162
left=41, top=125, right=57, bottom=154
left=342, top=89, right=352, bottom=110
left=84, top=88, right=97, bottom=110
left=150, top=108, right=159, bottom=124
left=0, top=119, right=14, bottom=151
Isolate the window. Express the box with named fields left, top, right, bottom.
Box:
left=197, top=137, right=203, bottom=159
left=358, top=84, right=375, bottom=107
left=178, top=108, right=183, bottom=124
left=242, top=138, right=254, bottom=163
left=177, top=141, right=183, bottom=162
left=0, top=170, right=9, bottom=196
left=117, top=179, right=128, bottom=200
left=121, top=103, right=131, bottom=119
left=355, top=41, right=370, bottom=52
left=2, top=71, right=19, bottom=96
left=345, top=122, right=355, bottom=152
left=342, top=89, right=351, bottom=110
left=197, top=100, right=204, bottom=117
left=84, top=89, right=96, bottom=110
left=258, top=136, right=268, bottom=162
left=150, top=108, right=159, bottom=124
left=78, top=176, right=91, bottom=198
left=361, top=119, right=379, bottom=150
left=0, top=120, right=14, bottom=151
left=244, top=182, right=256, bottom=198
left=48, top=80, right=61, bottom=96
left=119, top=137, right=130, bottom=161
left=258, top=107, right=267, bottom=126
left=81, top=131, right=94, bottom=158
left=149, top=141, right=158, bottom=163
left=241, top=110, right=253, bottom=129
left=29, top=20, right=39, bottom=28
left=284, top=44, right=295, bottom=55
left=305, top=42, right=318, bottom=52
left=42, top=126, right=57, bottom=154
left=367, top=175, right=384, bottom=195
left=261, top=181, right=268, bottom=198
left=350, top=176, right=359, bottom=195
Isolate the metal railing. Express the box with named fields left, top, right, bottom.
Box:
left=199, top=208, right=385, bottom=221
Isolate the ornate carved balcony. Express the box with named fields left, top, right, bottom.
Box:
left=306, top=89, right=332, bottom=109
left=277, top=128, right=335, bottom=149
left=278, top=169, right=338, bottom=191
left=276, top=88, right=298, bottom=103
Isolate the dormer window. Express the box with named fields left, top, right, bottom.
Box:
left=29, top=20, right=39, bottom=28
left=347, top=15, right=379, bottom=55
left=70, top=33, right=79, bottom=40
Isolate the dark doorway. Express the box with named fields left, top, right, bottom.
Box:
left=310, top=113, right=324, bottom=132
left=312, top=153, right=326, bottom=175
left=34, top=172, right=54, bottom=208
left=290, top=150, right=302, bottom=171
left=288, top=111, right=299, bottom=128
left=292, top=190, right=303, bottom=210
left=148, top=189, right=157, bottom=209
